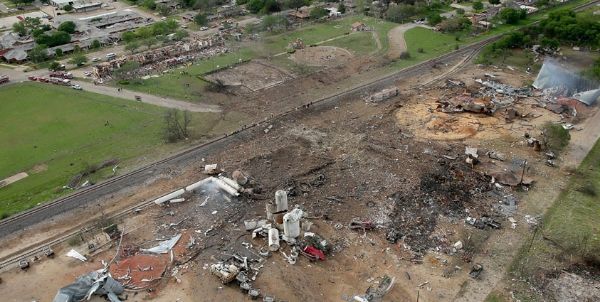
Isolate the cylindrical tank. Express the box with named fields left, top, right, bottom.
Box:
left=266, top=201, right=274, bottom=220
left=268, top=228, right=280, bottom=251
left=283, top=209, right=303, bottom=240
left=275, top=190, right=288, bottom=212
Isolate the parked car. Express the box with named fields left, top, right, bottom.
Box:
left=72, top=84, right=82, bottom=90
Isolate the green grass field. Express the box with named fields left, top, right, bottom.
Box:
left=502, top=138, right=600, bottom=301
left=125, top=48, right=256, bottom=101
left=0, top=83, right=229, bottom=217
left=386, top=27, right=463, bottom=69
left=122, top=16, right=397, bottom=100
left=322, top=32, right=378, bottom=55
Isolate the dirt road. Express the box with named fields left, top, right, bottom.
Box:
left=74, top=80, right=222, bottom=113
left=387, top=23, right=433, bottom=59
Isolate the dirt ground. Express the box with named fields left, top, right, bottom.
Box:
left=205, top=61, right=294, bottom=92
left=290, top=46, right=354, bottom=67
left=1, top=55, right=598, bottom=302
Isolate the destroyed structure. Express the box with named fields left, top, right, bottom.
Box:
left=92, top=36, right=227, bottom=81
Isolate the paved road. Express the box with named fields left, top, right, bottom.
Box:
left=0, top=65, right=221, bottom=113
left=387, top=24, right=433, bottom=59
left=74, top=80, right=222, bottom=113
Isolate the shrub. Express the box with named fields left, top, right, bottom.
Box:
left=542, top=122, right=570, bottom=153
left=399, top=51, right=410, bottom=59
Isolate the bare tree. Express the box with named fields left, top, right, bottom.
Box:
left=163, top=109, right=191, bottom=142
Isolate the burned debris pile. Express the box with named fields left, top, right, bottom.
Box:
left=385, top=162, right=493, bottom=253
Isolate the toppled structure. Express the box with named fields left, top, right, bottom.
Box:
left=368, top=87, right=399, bottom=103
left=92, top=36, right=227, bottom=81
left=53, top=268, right=124, bottom=302
left=533, top=58, right=600, bottom=106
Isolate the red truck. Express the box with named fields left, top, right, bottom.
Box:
left=0, top=75, right=9, bottom=84
left=49, top=72, right=74, bottom=79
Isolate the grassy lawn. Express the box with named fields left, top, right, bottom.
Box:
left=123, top=16, right=397, bottom=100
left=503, top=138, right=600, bottom=300
left=123, top=48, right=256, bottom=101
left=386, top=27, right=463, bottom=69
left=261, top=16, right=397, bottom=55
left=322, top=32, right=378, bottom=55
left=0, top=83, right=225, bottom=217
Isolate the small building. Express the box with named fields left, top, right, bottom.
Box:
left=73, top=2, right=103, bottom=13
left=288, top=9, right=310, bottom=20
left=351, top=21, right=367, bottom=32
left=50, top=0, right=77, bottom=9
left=1, top=48, right=28, bottom=63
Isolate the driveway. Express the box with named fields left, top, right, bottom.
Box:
left=387, top=23, right=433, bottom=59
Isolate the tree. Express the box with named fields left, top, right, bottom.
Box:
left=91, top=39, right=101, bottom=49
left=338, top=2, right=346, bottom=14
left=194, top=13, right=208, bottom=26
left=261, top=15, right=288, bottom=31
left=472, top=1, right=483, bottom=11
left=9, top=0, right=34, bottom=7
left=125, top=41, right=141, bottom=53
left=70, top=54, right=87, bottom=66
left=12, top=22, right=26, bottom=36
left=489, top=0, right=500, bottom=4
left=437, top=16, right=471, bottom=33
left=29, top=45, right=48, bottom=63
left=157, top=4, right=171, bottom=16
left=63, top=4, right=73, bottom=11
left=286, top=0, right=306, bottom=10
left=173, top=29, right=188, bottom=40
left=590, top=58, right=600, bottom=81
left=248, top=0, right=265, bottom=13
left=427, top=13, right=444, bottom=25
left=58, top=21, right=76, bottom=34
left=141, top=0, right=156, bottom=10
left=163, top=109, right=191, bottom=142
left=309, top=7, right=328, bottom=19
left=499, top=8, right=527, bottom=25
left=261, top=0, right=280, bottom=14
left=35, top=31, right=71, bottom=47
left=112, top=61, right=141, bottom=81
left=121, top=31, right=137, bottom=44
left=385, top=4, right=417, bottom=24
left=49, top=61, right=61, bottom=71
left=54, top=48, right=63, bottom=57
left=144, top=37, right=157, bottom=49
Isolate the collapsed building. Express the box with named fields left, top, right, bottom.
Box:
left=92, top=36, right=227, bottom=80
left=533, top=58, right=600, bottom=106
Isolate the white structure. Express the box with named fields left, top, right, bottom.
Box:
left=50, top=0, right=77, bottom=8
left=283, top=208, right=303, bottom=242
left=268, top=228, right=280, bottom=251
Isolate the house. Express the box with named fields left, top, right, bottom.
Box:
left=50, top=0, right=77, bottom=9
left=288, top=9, right=310, bottom=20
left=351, top=21, right=367, bottom=32
left=1, top=48, right=28, bottom=63
left=73, top=2, right=103, bottom=13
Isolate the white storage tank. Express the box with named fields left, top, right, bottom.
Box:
left=268, top=228, right=280, bottom=251
left=275, top=190, right=288, bottom=212
left=283, top=208, right=303, bottom=241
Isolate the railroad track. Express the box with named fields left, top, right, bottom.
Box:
left=1, top=0, right=597, bottom=269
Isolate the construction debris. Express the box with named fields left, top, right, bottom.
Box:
left=53, top=268, right=124, bottom=302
